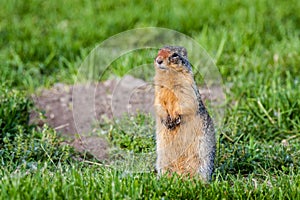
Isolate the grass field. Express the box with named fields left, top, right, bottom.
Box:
left=1, top=0, right=300, bottom=199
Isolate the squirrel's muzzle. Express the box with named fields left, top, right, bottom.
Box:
left=156, top=57, right=163, bottom=65
left=155, top=56, right=168, bottom=70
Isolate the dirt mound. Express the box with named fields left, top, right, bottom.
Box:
left=31, top=76, right=154, bottom=160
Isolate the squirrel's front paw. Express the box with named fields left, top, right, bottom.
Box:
left=161, top=115, right=181, bottom=130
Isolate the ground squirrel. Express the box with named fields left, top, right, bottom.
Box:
left=154, top=46, right=216, bottom=181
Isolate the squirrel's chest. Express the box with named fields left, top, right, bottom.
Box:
left=156, top=87, right=181, bottom=113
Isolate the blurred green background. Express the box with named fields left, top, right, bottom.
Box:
left=1, top=0, right=299, bottom=90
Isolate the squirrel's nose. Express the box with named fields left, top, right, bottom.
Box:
left=156, top=57, right=163, bottom=65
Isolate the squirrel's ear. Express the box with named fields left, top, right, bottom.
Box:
left=181, top=48, right=188, bottom=59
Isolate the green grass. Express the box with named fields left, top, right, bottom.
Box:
left=1, top=0, right=300, bottom=199
left=1, top=163, right=300, bottom=199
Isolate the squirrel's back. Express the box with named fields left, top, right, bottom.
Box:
left=154, top=46, right=215, bottom=181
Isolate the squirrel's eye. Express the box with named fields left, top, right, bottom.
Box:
left=171, top=53, right=179, bottom=58
left=169, top=52, right=180, bottom=64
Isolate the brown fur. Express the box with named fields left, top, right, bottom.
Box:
left=154, top=46, right=216, bottom=181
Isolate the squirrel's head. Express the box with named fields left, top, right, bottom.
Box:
left=154, top=46, right=192, bottom=73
